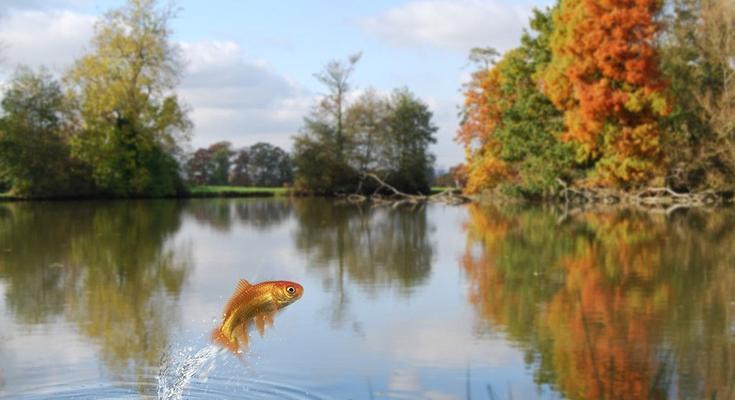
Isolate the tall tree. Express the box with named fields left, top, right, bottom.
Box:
left=313, top=52, right=361, bottom=160
left=65, top=0, right=191, bottom=196
left=382, top=88, right=438, bottom=194
left=345, top=89, right=388, bottom=174
left=293, top=54, right=362, bottom=194
left=542, top=0, right=669, bottom=186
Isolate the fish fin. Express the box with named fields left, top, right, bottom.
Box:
left=254, top=311, right=276, bottom=337
left=264, top=311, right=275, bottom=328
left=236, top=279, right=252, bottom=292
left=221, top=279, right=254, bottom=319
left=255, top=315, right=267, bottom=337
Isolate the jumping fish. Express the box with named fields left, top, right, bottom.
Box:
left=211, top=279, right=303, bottom=353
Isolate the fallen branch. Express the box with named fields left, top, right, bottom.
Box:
left=555, top=178, right=732, bottom=211
left=346, top=172, right=471, bottom=207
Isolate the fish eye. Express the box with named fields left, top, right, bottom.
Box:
left=286, top=286, right=296, bottom=294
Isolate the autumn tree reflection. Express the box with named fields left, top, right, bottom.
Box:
left=460, top=204, right=735, bottom=400
left=0, top=201, right=191, bottom=394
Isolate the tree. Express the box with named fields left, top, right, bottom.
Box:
left=382, top=88, right=437, bottom=194
left=207, top=141, right=234, bottom=185
left=344, top=90, right=388, bottom=174
left=184, top=141, right=233, bottom=186
left=294, top=55, right=438, bottom=194
left=293, top=54, right=362, bottom=194
left=542, top=0, right=669, bottom=187
left=660, top=0, right=735, bottom=189
left=314, top=52, right=362, bottom=159
left=65, top=0, right=191, bottom=197
left=457, top=8, right=573, bottom=197
left=0, top=67, right=93, bottom=197
left=229, top=149, right=252, bottom=186
left=243, top=142, right=292, bottom=187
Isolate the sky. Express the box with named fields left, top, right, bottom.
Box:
left=0, top=0, right=553, bottom=169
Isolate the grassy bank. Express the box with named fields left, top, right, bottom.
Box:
left=1, top=186, right=451, bottom=201
left=187, top=186, right=289, bottom=198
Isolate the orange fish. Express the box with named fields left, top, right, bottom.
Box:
left=211, top=279, right=303, bottom=353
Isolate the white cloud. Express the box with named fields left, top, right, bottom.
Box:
left=179, top=41, right=313, bottom=150
left=359, top=0, right=530, bottom=52
left=0, top=9, right=95, bottom=72
left=0, top=0, right=92, bottom=13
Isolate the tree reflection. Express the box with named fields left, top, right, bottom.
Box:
left=185, top=198, right=292, bottom=232
left=0, top=201, right=190, bottom=394
left=293, top=199, right=434, bottom=324
left=460, top=204, right=735, bottom=399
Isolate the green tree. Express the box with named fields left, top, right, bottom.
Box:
left=381, top=88, right=437, bottom=194
left=345, top=89, right=389, bottom=174
left=0, top=67, right=93, bottom=197
left=242, top=142, right=292, bottom=186
left=207, top=141, right=234, bottom=185
left=65, top=0, right=191, bottom=197
left=293, top=54, right=362, bottom=194
left=660, top=0, right=735, bottom=189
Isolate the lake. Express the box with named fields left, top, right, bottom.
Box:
left=0, top=198, right=733, bottom=399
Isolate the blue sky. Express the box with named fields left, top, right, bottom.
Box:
left=0, top=0, right=553, bottom=169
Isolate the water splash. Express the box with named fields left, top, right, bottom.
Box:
left=157, top=344, right=222, bottom=400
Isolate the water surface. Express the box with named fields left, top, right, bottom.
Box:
left=0, top=198, right=733, bottom=399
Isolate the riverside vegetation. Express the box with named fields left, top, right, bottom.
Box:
left=0, top=0, right=732, bottom=204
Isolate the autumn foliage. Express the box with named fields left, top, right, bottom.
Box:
left=458, top=0, right=703, bottom=195
left=543, top=0, right=669, bottom=185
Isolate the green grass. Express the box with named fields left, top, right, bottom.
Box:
left=188, top=186, right=289, bottom=197
left=430, top=186, right=453, bottom=194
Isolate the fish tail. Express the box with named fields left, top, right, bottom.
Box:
left=211, top=327, right=237, bottom=353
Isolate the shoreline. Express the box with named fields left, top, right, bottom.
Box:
left=0, top=186, right=454, bottom=202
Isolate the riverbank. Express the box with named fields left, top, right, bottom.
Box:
left=187, top=186, right=289, bottom=198
left=0, top=186, right=454, bottom=201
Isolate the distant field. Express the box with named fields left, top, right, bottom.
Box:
left=188, top=186, right=288, bottom=197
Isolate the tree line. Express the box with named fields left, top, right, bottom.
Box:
left=0, top=0, right=192, bottom=198
left=292, top=53, right=438, bottom=195
left=0, top=0, right=440, bottom=198
left=457, top=0, right=734, bottom=199
left=184, top=141, right=292, bottom=187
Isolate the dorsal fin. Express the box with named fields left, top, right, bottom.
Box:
left=221, top=279, right=254, bottom=319
left=235, top=279, right=252, bottom=293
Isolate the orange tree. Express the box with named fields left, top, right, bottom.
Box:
left=542, top=0, right=670, bottom=186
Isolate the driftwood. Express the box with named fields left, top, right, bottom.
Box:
left=555, top=178, right=731, bottom=216
left=345, top=173, right=471, bottom=207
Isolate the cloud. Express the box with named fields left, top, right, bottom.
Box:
left=359, top=0, right=531, bottom=52
left=179, top=41, right=313, bottom=150
left=0, top=0, right=92, bottom=13
left=0, top=9, right=95, bottom=72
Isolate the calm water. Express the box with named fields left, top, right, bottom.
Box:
left=0, top=198, right=733, bottom=400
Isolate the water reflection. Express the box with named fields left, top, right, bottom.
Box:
left=461, top=204, right=735, bottom=399
left=0, top=201, right=191, bottom=394
left=292, top=199, right=435, bottom=325
left=186, top=198, right=292, bottom=232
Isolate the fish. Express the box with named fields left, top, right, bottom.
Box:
left=211, top=279, right=303, bottom=353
